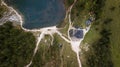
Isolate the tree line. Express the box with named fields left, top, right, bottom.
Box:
left=0, top=22, right=36, bottom=67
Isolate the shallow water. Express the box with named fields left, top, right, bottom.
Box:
left=5, top=0, right=65, bottom=29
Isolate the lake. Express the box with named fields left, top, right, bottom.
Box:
left=5, top=0, right=65, bottom=29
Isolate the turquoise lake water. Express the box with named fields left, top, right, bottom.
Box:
left=5, top=0, right=65, bottom=29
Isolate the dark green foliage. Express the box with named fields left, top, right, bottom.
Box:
left=84, top=0, right=114, bottom=67
left=64, top=0, right=74, bottom=9
left=0, top=2, right=7, bottom=18
left=86, top=27, right=113, bottom=67
left=103, top=18, right=113, bottom=24
left=70, top=0, right=100, bottom=26
left=88, top=0, right=105, bottom=20
left=109, top=6, right=116, bottom=11
left=71, top=0, right=86, bottom=21
left=0, top=22, right=36, bottom=67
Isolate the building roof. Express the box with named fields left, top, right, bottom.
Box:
left=74, top=30, right=83, bottom=38
left=86, top=19, right=92, bottom=26
left=69, top=29, right=83, bottom=39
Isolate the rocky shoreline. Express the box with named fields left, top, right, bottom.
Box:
left=0, top=0, right=21, bottom=26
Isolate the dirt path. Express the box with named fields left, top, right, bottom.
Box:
left=67, top=0, right=92, bottom=67
left=1, top=0, right=92, bottom=67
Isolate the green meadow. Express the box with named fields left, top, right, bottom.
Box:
left=103, top=0, right=120, bottom=67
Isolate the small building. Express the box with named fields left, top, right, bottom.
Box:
left=69, top=28, right=84, bottom=41
left=85, top=17, right=94, bottom=26
left=85, top=19, right=92, bottom=26
left=74, top=29, right=83, bottom=39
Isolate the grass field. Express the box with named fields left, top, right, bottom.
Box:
left=78, top=0, right=120, bottom=67
left=84, top=0, right=120, bottom=67
left=30, top=34, right=79, bottom=67
left=102, top=0, right=120, bottom=67
left=54, top=34, right=79, bottom=67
